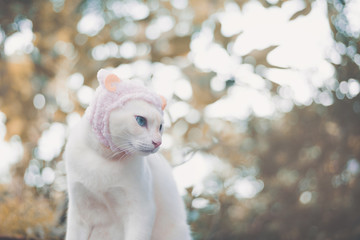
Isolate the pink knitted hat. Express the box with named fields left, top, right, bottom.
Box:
left=85, top=69, right=166, bottom=151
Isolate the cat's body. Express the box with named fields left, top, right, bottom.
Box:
left=65, top=70, right=191, bottom=240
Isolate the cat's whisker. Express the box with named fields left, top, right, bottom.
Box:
left=104, top=143, right=139, bottom=159
left=105, top=147, right=133, bottom=159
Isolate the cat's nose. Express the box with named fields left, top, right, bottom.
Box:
left=152, top=140, right=162, bottom=148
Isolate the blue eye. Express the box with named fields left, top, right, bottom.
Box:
left=136, top=116, right=147, bottom=127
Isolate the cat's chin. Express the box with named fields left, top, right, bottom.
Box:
left=139, top=147, right=159, bottom=155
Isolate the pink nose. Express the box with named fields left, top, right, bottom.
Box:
left=152, top=140, right=162, bottom=148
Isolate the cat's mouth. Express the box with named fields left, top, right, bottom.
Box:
left=140, top=147, right=159, bottom=154
left=140, top=149, right=154, bottom=153
left=129, top=142, right=158, bottom=154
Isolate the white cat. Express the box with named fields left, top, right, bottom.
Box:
left=65, top=69, right=191, bottom=240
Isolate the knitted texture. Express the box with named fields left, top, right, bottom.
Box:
left=85, top=69, right=163, bottom=151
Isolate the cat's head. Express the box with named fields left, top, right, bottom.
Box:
left=85, top=68, right=166, bottom=154
left=109, top=99, right=164, bottom=156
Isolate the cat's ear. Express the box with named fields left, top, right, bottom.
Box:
left=159, top=95, right=167, bottom=110
left=97, top=69, right=121, bottom=92
left=104, top=74, right=121, bottom=92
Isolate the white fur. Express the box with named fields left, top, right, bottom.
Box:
left=65, top=100, right=191, bottom=240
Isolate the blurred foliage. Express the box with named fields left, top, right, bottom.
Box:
left=0, top=0, right=360, bottom=239
left=0, top=182, right=63, bottom=239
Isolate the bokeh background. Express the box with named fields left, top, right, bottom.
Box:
left=1, top=0, right=360, bottom=239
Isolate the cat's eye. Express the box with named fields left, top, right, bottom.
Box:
left=135, top=116, right=147, bottom=127
left=159, top=124, right=163, bottom=132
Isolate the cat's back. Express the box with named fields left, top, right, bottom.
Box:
left=65, top=117, right=90, bottom=164
left=66, top=116, right=90, bottom=149
left=64, top=116, right=101, bottom=181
